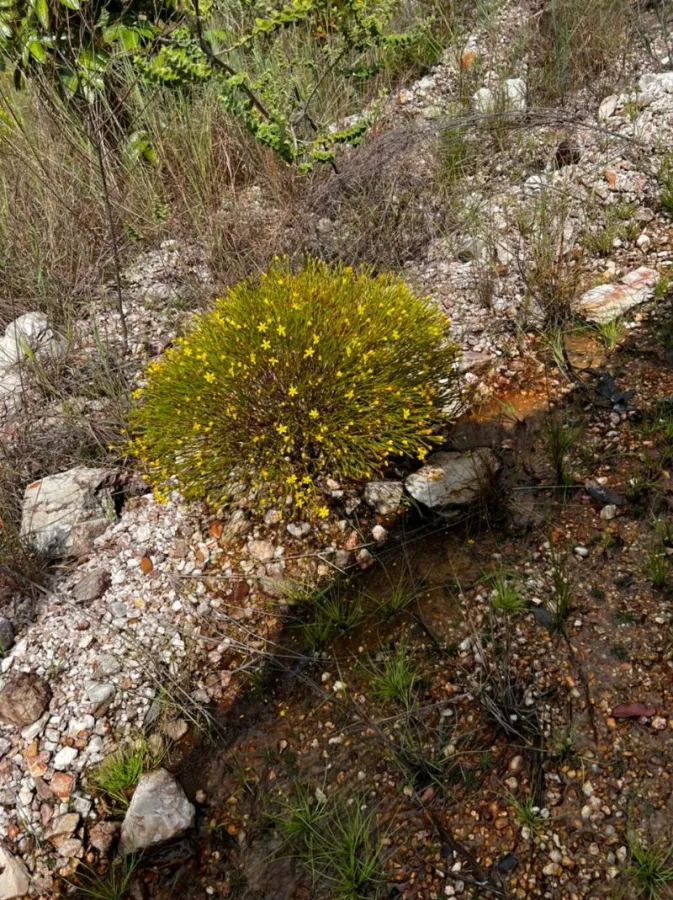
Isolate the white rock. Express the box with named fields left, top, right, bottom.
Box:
left=405, top=449, right=499, bottom=508
left=598, top=95, right=619, bottom=121
left=600, top=504, right=617, bottom=521
left=504, top=78, right=527, bottom=111
left=286, top=522, right=310, bottom=539
left=0, top=845, right=30, bottom=898
left=363, top=481, right=404, bottom=516
left=120, top=768, right=195, bottom=855
left=577, top=267, right=659, bottom=324
left=371, top=525, right=388, bottom=542
left=0, top=312, right=52, bottom=367
left=639, top=72, right=673, bottom=94
left=53, top=747, right=78, bottom=770
left=84, top=681, right=115, bottom=716
left=20, top=467, right=119, bottom=559
left=473, top=87, right=496, bottom=113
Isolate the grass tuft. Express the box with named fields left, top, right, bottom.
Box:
left=70, top=855, right=140, bottom=900
left=276, top=790, right=386, bottom=900
left=89, top=739, right=156, bottom=811
left=364, top=645, right=417, bottom=706
left=643, top=548, right=669, bottom=589
left=491, top=575, right=527, bottom=615
left=628, top=832, right=673, bottom=900
left=300, top=585, right=364, bottom=651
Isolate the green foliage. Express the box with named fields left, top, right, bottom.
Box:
left=276, top=790, right=386, bottom=900
left=596, top=317, right=626, bottom=352
left=89, top=739, right=154, bottom=810
left=129, top=259, right=457, bottom=516
left=0, top=0, right=451, bottom=166
left=364, top=645, right=417, bottom=705
left=548, top=538, right=572, bottom=630
left=544, top=416, right=582, bottom=486
left=438, top=125, right=473, bottom=185
left=659, top=153, right=673, bottom=218
left=507, top=792, right=544, bottom=835
left=534, top=0, right=632, bottom=100
left=301, top=584, right=363, bottom=650
left=70, top=855, right=140, bottom=900
left=582, top=201, right=639, bottom=256
left=376, top=575, right=415, bottom=619
left=643, top=548, right=669, bottom=589
left=0, top=0, right=163, bottom=100
left=628, top=832, right=673, bottom=900
left=491, top=575, right=526, bottom=615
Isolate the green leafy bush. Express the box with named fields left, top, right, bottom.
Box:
left=129, top=259, right=458, bottom=516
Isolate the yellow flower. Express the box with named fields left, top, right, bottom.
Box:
left=204, top=371, right=215, bottom=383
left=289, top=385, right=298, bottom=397
left=277, top=325, right=286, bottom=336
left=303, top=347, right=314, bottom=359
left=317, top=506, right=329, bottom=518
left=257, top=321, right=268, bottom=333
left=403, top=408, right=410, bottom=419
left=286, top=474, right=297, bottom=485
left=309, top=409, right=319, bottom=419
left=261, top=339, right=271, bottom=350
left=276, top=423, right=288, bottom=435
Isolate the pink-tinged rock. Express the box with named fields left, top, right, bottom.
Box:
left=50, top=771, right=75, bottom=800
left=577, top=267, right=658, bottom=324
left=611, top=702, right=656, bottom=719
left=89, top=821, right=119, bottom=853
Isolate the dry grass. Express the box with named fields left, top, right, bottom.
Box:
left=533, top=0, right=633, bottom=100
left=307, top=128, right=449, bottom=270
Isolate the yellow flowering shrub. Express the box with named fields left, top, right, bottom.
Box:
left=128, top=259, right=458, bottom=514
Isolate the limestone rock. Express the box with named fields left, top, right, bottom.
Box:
left=0, top=313, right=63, bottom=418
left=84, top=681, right=115, bottom=716
left=0, top=674, right=51, bottom=727
left=120, top=768, right=195, bottom=855
left=473, top=87, right=495, bottom=113
left=73, top=569, right=110, bottom=603
left=364, top=481, right=404, bottom=516
left=20, top=467, right=119, bottom=559
left=503, top=78, right=526, bottom=111
left=577, top=266, right=658, bottom=323
left=598, top=95, right=619, bottom=121
left=0, top=313, right=54, bottom=367
left=0, top=844, right=30, bottom=898
left=405, top=449, right=499, bottom=508
left=639, top=72, right=673, bottom=94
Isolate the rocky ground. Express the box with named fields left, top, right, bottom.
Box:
left=2, top=1, right=673, bottom=898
